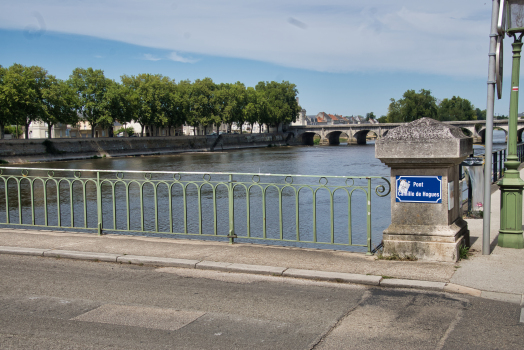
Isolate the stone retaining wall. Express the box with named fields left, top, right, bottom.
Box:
left=0, top=133, right=294, bottom=164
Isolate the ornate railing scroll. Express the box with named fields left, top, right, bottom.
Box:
left=0, top=167, right=390, bottom=253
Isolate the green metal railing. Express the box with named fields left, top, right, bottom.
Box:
left=0, top=167, right=390, bottom=253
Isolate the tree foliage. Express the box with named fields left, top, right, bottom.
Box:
left=387, top=89, right=438, bottom=123
left=386, top=89, right=479, bottom=123
left=0, top=63, right=301, bottom=139
left=437, top=96, right=476, bottom=121
left=68, top=67, right=111, bottom=137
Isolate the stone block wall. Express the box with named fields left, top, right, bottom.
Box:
left=0, top=133, right=295, bottom=164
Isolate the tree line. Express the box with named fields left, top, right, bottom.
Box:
left=0, top=63, right=300, bottom=139
left=378, top=89, right=486, bottom=123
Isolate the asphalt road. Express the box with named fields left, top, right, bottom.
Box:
left=1, top=254, right=522, bottom=350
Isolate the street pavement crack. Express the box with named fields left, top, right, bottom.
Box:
left=308, top=290, right=372, bottom=350
left=434, top=308, right=463, bottom=350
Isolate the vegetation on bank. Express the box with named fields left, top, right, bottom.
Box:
left=377, top=89, right=488, bottom=123
left=0, top=63, right=300, bottom=139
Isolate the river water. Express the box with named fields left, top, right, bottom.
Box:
left=1, top=130, right=508, bottom=252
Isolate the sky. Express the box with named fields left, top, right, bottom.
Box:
left=0, top=0, right=519, bottom=117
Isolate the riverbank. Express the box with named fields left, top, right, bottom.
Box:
left=0, top=133, right=294, bottom=164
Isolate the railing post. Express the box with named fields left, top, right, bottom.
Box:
left=493, top=152, right=498, bottom=182
left=228, top=174, right=236, bottom=244
left=467, top=173, right=473, bottom=213
left=97, top=171, right=103, bottom=235
left=500, top=150, right=504, bottom=179
left=366, top=178, right=372, bottom=255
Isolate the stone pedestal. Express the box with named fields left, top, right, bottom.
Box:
left=375, top=118, right=473, bottom=262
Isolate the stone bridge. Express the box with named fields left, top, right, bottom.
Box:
left=287, top=120, right=524, bottom=145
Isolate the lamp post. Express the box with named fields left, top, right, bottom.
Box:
left=498, top=0, right=524, bottom=248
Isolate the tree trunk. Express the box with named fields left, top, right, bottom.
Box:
left=91, top=125, right=95, bottom=138
left=140, top=124, right=144, bottom=137
left=251, top=123, right=253, bottom=134
left=194, top=126, right=196, bottom=135
left=0, top=123, right=4, bottom=139
left=48, top=124, right=53, bottom=139
left=25, top=122, right=30, bottom=139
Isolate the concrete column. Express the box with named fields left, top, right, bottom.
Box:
left=375, top=118, right=473, bottom=262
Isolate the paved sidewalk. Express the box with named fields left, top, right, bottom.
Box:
left=1, top=174, right=524, bottom=317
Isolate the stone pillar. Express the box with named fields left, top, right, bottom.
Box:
left=375, top=118, right=473, bottom=262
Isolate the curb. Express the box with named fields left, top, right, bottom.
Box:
left=1, top=246, right=522, bottom=306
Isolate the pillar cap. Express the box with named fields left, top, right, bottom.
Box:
left=376, top=118, right=473, bottom=165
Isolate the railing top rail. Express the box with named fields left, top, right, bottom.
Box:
left=0, top=166, right=387, bottom=180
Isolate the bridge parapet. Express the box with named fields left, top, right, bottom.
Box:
left=288, top=119, right=524, bottom=145
left=375, top=118, right=472, bottom=262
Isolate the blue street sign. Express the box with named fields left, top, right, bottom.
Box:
left=395, top=176, right=442, bottom=203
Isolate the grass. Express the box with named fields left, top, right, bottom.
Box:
left=459, top=245, right=472, bottom=260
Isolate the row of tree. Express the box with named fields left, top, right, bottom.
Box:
left=379, top=89, right=486, bottom=123
left=0, top=63, right=300, bottom=139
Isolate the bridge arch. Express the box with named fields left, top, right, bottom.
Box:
left=477, top=127, right=512, bottom=144
left=460, top=128, right=473, bottom=137
left=353, top=130, right=378, bottom=145
left=298, top=131, right=322, bottom=146
left=324, top=130, right=355, bottom=145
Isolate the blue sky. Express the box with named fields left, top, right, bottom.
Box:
left=0, top=0, right=518, bottom=117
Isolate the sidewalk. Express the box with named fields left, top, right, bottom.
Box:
left=1, top=174, right=523, bottom=310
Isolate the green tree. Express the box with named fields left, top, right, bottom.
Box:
left=104, top=80, right=134, bottom=136
left=365, top=112, right=376, bottom=121
left=188, top=78, right=217, bottom=135
left=161, top=79, right=188, bottom=136
left=437, top=96, right=476, bottom=121
left=41, top=77, right=79, bottom=138
left=4, top=64, right=51, bottom=139
left=256, top=81, right=299, bottom=132
left=387, top=89, right=438, bottom=123
left=244, top=87, right=263, bottom=133
left=0, top=65, right=8, bottom=139
left=377, top=115, right=387, bottom=123
left=121, top=74, right=170, bottom=137
left=216, top=82, right=246, bottom=133
left=475, top=108, right=487, bottom=120
left=69, top=68, right=110, bottom=137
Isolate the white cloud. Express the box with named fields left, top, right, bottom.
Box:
left=167, top=52, right=198, bottom=64
left=142, top=53, right=161, bottom=61
left=0, top=0, right=496, bottom=77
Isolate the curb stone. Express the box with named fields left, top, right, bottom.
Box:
left=43, top=249, right=120, bottom=262
left=443, top=283, right=482, bottom=297
left=0, top=246, right=519, bottom=301
left=0, top=246, right=48, bottom=256
left=378, top=278, right=446, bottom=291
left=226, top=263, right=287, bottom=276
left=283, top=268, right=382, bottom=286
left=195, top=261, right=233, bottom=271
left=480, top=291, right=522, bottom=305
left=117, top=255, right=199, bottom=268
